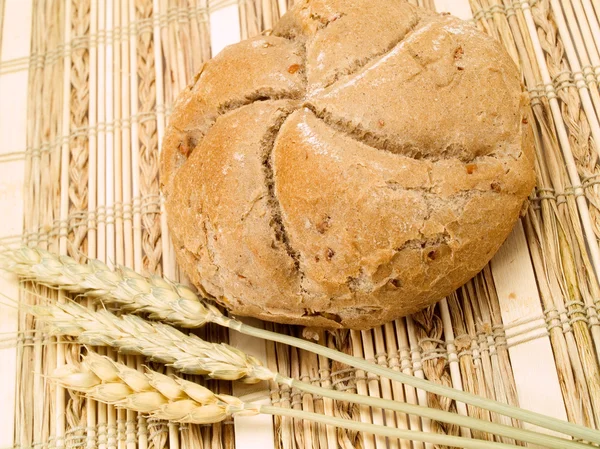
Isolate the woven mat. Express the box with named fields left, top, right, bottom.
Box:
left=1, top=0, right=600, bottom=448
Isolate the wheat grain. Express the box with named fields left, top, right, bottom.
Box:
left=0, top=246, right=222, bottom=327
left=28, top=302, right=594, bottom=449
left=53, top=352, right=251, bottom=424
left=55, top=354, right=569, bottom=449
left=4, top=247, right=600, bottom=444
left=34, top=300, right=271, bottom=383
left=53, top=353, right=535, bottom=449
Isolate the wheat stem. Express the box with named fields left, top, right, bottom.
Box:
left=281, top=376, right=591, bottom=449
left=259, top=406, right=527, bottom=449
left=4, top=247, right=600, bottom=444
left=56, top=353, right=526, bottom=449
left=31, top=301, right=592, bottom=449
left=221, top=318, right=600, bottom=444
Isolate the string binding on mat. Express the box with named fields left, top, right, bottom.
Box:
left=470, top=0, right=538, bottom=23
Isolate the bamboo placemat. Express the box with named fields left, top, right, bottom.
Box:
left=1, top=0, right=600, bottom=448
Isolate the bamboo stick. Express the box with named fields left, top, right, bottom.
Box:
left=16, top=0, right=42, bottom=446
left=106, top=0, right=119, bottom=443
left=491, top=223, right=570, bottom=435
left=550, top=0, right=600, bottom=149
left=28, top=6, right=52, bottom=441
left=264, top=326, right=283, bottom=449
left=579, top=0, right=600, bottom=72
left=350, top=330, right=376, bottom=449
left=290, top=344, right=304, bottom=449
left=112, top=3, right=134, bottom=449
left=97, top=0, right=107, bottom=268
left=0, top=1, right=33, bottom=447
left=230, top=318, right=276, bottom=449
left=57, top=0, right=72, bottom=447
left=447, top=292, right=494, bottom=442
left=277, top=0, right=286, bottom=17
left=97, top=1, right=110, bottom=447
left=114, top=0, right=124, bottom=270
left=372, top=326, right=401, bottom=449
left=469, top=280, right=519, bottom=443
left=480, top=270, right=523, bottom=425
left=153, top=1, right=179, bottom=447
left=405, top=317, right=434, bottom=449
left=120, top=0, right=133, bottom=272
left=520, top=0, right=600, bottom=283
left=87, top=0, right=99, bottom=446
left=439, top=299, right=472, bottom=438
left=299, top=341, right=318, bottom=449
left=187, top=0, right=206, bottom=73
left=50, top=2, right=63, bottom=446
left=524, top=208, right=592, bottom=427
left=273, top=325, right=295, bottom=449
left=314, top=330, right=337, bottom=449
left=394, top=318, right=425, bottom=449
left=127, top=2, right=148, bottom=447
left=358, top=329, right=388, bottom=449
left=120, top=0, right=140, bottom=446
left=129, top=0, right=143, bottom=278
left=382, top=322, right=411, bottom=449
left=239, top=0, right=249, bottom=40
left=327, top=329, right=360, bottom=449
left=106, top=0, right=115, bottom=269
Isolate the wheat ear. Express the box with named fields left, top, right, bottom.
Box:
left=3, top=247, right=600, bottom=444
left=54, top=352, right=532, bottom=449
left=0, top=246, right=221, bottom=327
left=31, top=302, right=591, bottom=449
left=35, top=300, right=271, bottom=383
left=52, top=351, right=250, bottom=423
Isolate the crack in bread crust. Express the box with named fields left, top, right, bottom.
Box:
left=317, top=15, right=425, bottom=91
left=261, top=111, right=306, bottom=286
left=304, top=102, right=506, bottom=163
left=180, top=91, right=304, bottom=157
left=162, top=93, right=305, bottom=200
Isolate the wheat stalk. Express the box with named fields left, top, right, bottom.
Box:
left=51, top=352, right=548, bottom=449
left=3, top=247, right=600, bottom=444
left=23, top=299, right=595, bottom=449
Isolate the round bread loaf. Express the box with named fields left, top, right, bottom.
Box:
left=160, top=0, right=535, bottom=329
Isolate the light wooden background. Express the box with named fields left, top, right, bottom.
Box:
left=1, top=0, right=600, bottom=448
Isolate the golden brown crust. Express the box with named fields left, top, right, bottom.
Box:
left=161, top=35, right=305, bottom=194
left=160, top=1, right=536, bottom=329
